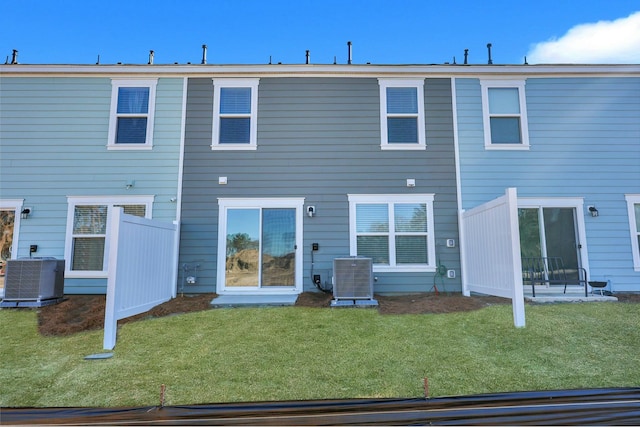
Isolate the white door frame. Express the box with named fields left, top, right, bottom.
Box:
left=1, top=199, right=24, bottom=261
left=517, top=197, right=590, bottom=277
left=217, top=197, right=305, bottom=295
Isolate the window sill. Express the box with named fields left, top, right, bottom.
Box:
left=65, top=271, right=108, bottom=279
left=107, top=144, right=153, bottom=151
left=484, top=144, right=530, bottom=151
left=211, top=144, right=257, bottom=151
left=373, top=266, right=436, bottom=273
left=381, top=144, right=427, bottom=151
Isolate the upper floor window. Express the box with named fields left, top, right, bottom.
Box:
left=212, top=78, right=260, bottom=150
left=64, top=196, right=153, bottom=277
left=348, top=194, right=436, bottom=272
left=480, top=80, right=529, bottom=150
left=378, top=79, right=426, bottom=150
left=108, top=79, right=157, bottom=150
left=626, top=194, right=640, bottom=271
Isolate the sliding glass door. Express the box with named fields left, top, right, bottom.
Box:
left=218, top=199, right=303, bottom=294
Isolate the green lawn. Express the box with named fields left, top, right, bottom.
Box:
left=1, top=301, right=639, bottom=407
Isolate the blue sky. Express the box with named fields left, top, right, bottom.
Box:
left=2, top=0, right=639, bottom=65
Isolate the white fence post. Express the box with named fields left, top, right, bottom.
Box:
left=103, top=208, right=123, bottom=350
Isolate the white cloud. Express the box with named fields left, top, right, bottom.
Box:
left=527, top=11, right=640, bottom=64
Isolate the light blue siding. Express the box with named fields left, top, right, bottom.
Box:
left=456, top=77, right=640, bottom=291
left=0, top=77, right=185, bottom=293
left=179, top=77, right=460, bottom=294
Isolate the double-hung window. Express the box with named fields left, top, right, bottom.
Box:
left=108, top=79, right=157, bottom=149
left=378, top=79, right=426, bottom=150
left=348, top=194, right=436, bottom=272
left=625, top=195, right=640, bottom=271
left=480, top=79, right=529, bottom=149
left=212, top=78, right=260, bottom=150
left=65, top=196, right=153, bottom=277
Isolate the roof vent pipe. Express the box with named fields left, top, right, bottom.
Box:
left=487, top=43, right=493, bottom=64
left=305, top=49, right=310, bottom=64
left=201, top=44, right=207, bottom=65
left=148, top=50, right=154, bottom=65
left=464, top=49, right=468, bottom=65
left=11, top=49, right=18, bottom=64
left=347, top=41, right=352, bottom=64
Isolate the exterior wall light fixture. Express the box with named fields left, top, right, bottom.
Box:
left=588, top=206, right=599, bottom=217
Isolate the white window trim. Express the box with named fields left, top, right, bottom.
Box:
left=216, top=197, right=304, bottom=294
left=211, top=78, right=260, bottom=151
left=0, top=199, right=24, bottom=261
left=625, top=194, right=640, bottom=271
left=64, top=195, right=154, bottom=278
left=480, top=79, right=529, bottom=150
left=348, top=194, right=436, bottom=272
left=107, top=79, right=158, bottom=150
left=378, top=79, right=426, bottom=151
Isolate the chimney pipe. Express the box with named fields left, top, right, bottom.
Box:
left=201, top=44, right=207, bottom=65
left=487, top=43, right=493, bottom=64
left=464, top=49, right=468, bottom=65
left=347, top=41, right=352, bottom=64
left=305, top=50, right=310, bottom=64
left=11, top=49, right=18, bottom=64
left=148, top=50, right=154, bottom=65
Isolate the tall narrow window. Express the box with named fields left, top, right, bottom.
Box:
left=480, top=80, right=529, bottom=149
left=626, top=195, right=640, bottom=271
left=212, top=79, right=260, bottom=150
left=348, top=194, right=435, bottom=272
left=378, top=79, right=426, bottom=150
left=65, top=196, right=153, bottom=277
left=108, top=79, right=157, bottom=149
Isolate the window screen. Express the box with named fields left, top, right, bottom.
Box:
left=115, top=87, right=150, bottom=144
left=386, top=87, right=418, bottom=144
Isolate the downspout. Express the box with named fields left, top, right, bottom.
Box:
left=450, top=77, right=470, bottom=296
left=171, top=77, right=188, bottom=298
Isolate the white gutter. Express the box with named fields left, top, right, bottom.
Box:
left=450, top=78, right=469, bottom=297
left=171, top=77, right=188, bottom=298
left=1, top=63, right=639, bottom=78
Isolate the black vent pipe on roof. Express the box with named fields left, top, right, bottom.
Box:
left=201, top=44, right=207, bottom=65
left=347, top=41, right=352, bottom=64
left=305, top=50, right=310, bottom=64
left=464, top=49, right=469, bottom=65
left=487, top=43, right=493, bottom=64
left=11, top=49, right=18, bottom=64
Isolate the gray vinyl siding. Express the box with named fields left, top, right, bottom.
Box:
left=0, top=77, right=184, bottom=294
left=179, top=77, right=459, bottom=294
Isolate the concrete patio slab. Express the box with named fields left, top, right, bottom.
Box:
left=211, top=294, right=298, bottom=307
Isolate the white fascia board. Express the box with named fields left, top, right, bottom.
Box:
left=1, top=63, right=639, bottom=78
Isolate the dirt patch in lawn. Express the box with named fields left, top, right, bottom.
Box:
left=31, top=291, right=640, bottom=337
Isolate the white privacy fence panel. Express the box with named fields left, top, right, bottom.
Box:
left=462, top=188, right=525, bottom=327
left=104, top=208, right=178, bottom=350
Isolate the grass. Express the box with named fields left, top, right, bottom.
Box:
left=1, top=301, right=639, bottom=407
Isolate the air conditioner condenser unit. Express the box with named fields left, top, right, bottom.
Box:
left=331, top=257, right=378, bottom=307
left=1, top=258, right=65, bottom=307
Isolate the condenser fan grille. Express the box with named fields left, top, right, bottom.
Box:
left=333, top=257, right=373, bottom=300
